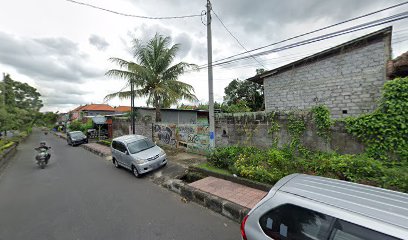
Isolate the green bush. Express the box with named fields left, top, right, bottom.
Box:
left=345, top=77, right=408, bottom=162
left=207, top=145, right=408, bottom=193
left=98, top=140, right=112, bottom=147
left=0, top=141, right=15, bottom=152
left=380, top=167, right=408, bottom=193
left=207, top=145, right=259, bottom=170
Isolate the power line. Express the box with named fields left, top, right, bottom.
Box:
left=203, top=11, right=408, bottom=69
left=211, top=8, right=266, bottom=69
left=65, top=0, right=204, bottom=19
left=206, top=1, right=408, bottom=66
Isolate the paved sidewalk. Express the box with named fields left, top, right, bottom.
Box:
left=189, top=176, right=267, bottom=209
left=82, top=143, right=111, bottom=157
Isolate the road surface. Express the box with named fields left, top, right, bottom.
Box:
left=0, top=129, right=239, bottom=240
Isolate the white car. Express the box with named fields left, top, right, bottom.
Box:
left=111, top=135, right=167, bottom=177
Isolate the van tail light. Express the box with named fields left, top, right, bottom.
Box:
left=240, top=214, right=249, bottom=240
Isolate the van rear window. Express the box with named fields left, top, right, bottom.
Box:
left=259, top=204, right=333, bottom=240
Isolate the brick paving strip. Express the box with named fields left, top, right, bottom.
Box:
left=189, top=176, right=267, bottom=209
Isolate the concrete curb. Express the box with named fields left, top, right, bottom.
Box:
left=81, top=144, right=110, bottom=158
left=163, top=179, right=250, bottom=223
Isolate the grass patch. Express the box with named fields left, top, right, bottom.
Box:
left=196, top=162, right=232, bottom=176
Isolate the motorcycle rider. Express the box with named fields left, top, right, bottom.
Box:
left=36, top=141, right=51, bottom=163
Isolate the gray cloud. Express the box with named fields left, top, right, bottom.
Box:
left=124, top=0, right=400, bottom=59
left=0, top=32, right=102, bottom=82
left=89, top=34, right=110, bottom=51
left=39, top=81, right=91, bottom=106
left=174, top=33, right=193, bottom=58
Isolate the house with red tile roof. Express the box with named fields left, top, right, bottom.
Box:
left=69, top=104, right=116, bottom=121
left=114, top=106, right=131, bottom=113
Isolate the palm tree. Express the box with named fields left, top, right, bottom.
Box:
left=105, top=34, right=198, bottom=122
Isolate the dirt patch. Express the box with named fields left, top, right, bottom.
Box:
left=160, top=145, right=207, bottom=168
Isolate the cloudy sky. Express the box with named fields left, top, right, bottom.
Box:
left=0, top=0, right=407, bottom=112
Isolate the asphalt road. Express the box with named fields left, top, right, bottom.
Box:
left=0, top=129, right=239, bottom=240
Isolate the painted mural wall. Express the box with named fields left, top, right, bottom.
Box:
left=153, top=124, right=209, bottom=154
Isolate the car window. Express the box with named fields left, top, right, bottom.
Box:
left=329, top=219, right=399, bottom=240
left=259, top=204, right=333, bottom=240
left=127, top=139, right=155, bottom=154
left=70, top=132, right=85, bottom=138
left=118, top=142, right=127, bottom=153
left=111, top=141, right=118, bottom=150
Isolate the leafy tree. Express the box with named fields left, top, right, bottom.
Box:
left=3, top=74, right=43, bottom=111
left=105, top=34, right=198, bottom=122
left=223, top=78, right=264, bottom=112
left=0, top=74, right=43, bottom=134
left=36, top=112, right=59, bottom=127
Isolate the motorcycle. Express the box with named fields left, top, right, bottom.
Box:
left=34, top=147, right=51, bottom=169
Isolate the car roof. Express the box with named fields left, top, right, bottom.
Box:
left=69, top=131, right=83, bottom=134
left=279, top=174, right=408, bottom=230
left=113, top=135, right=147, bottom=144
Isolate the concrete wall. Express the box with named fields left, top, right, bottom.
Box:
left=112, top=118, right=153, bottom=140
left=153, top=123, right=209, bottom=154
left=264, top=37, right=391, bottom=118
left=136, top=109, right=199, bottom=124
left=215, top=112, right=365, bottom=154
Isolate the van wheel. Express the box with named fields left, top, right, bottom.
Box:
left=113, top=158, right=120, bottom=168
left=132, top=166, right=140, bottom=178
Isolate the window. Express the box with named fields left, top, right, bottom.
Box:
left=329, top=219, right=399, bottom=240
left=112, top=141, right=118, bottom=150
left=259, top=204, right=333, bottom=240
left=127, top=139, right=155, bottom=154
left=118, top=142, right=128, bottom=153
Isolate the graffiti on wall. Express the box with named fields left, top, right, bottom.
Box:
left=153, top=124, right=209, bottom=153
left=153, top=124, right=176, bottom=146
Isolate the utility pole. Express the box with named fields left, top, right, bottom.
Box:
left=207, top=0, right=215, bottom=149
left=130, top=79, right=135, bottom=134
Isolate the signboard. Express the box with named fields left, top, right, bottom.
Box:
left=92, top=115, right=107, bottom=125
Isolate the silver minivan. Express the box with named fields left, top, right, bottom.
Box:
left=111, top=135, right=167, bottom=177
left=241, top=174, right=408, bottom=240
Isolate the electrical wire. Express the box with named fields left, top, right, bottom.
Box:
left=65, top=0, right=204, bottom=19
left=202, top=11, right=408, bottom=69
left=211, top=8, right=265, bottom=69
left=206, top=1, right=408, bottom=66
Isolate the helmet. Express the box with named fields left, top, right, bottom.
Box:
left=40, top=141, right=46, bottom=147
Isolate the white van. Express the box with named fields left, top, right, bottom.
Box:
left=241, top=174, right=408, bottom=240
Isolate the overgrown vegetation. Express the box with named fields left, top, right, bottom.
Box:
left=0, top=74, right=43, bottom=135
left=311, top=105, right=333, bottom=140
left=345, top=77, right=408, bottom=163
left=208, top=145, right=407, bottom=192
left=0, top=131, right=29, bottom=152
left=287, top=113, right=306, bottom=149
left=97, top=139, right=112, bottom=147
left=68, top=119, right=93, bottom=133
left=207, top=77, right=408, bottom=193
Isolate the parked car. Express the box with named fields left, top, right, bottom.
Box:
left=241, top=174, right=408, bottom=240
left=67, top=131, right=88, bottom=146
left=111, top=135, right=167, bottom=177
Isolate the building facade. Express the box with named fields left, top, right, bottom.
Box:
left=248, top=27, right=392, bottom=118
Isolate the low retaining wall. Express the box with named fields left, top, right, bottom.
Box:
left=163, top=179, right=250, bottom=223
left=0, top=143, right=18, bottom=170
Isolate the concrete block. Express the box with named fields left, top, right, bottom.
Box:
left=205, top=196, right=223, bottom=213
left=222, top=202, right=242, bottom=221
left=193, top=190, right=207, bottom=205
left=180, top=185, right=194, bottom=201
